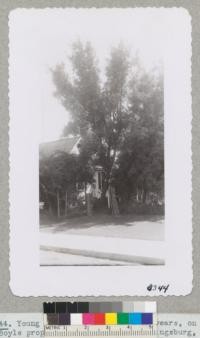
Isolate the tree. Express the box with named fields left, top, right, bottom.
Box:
left=114, top=63, right=164, bottom=205
left=51, top=41, right=164, bottom=215
left=52, top=42, right=130, bottom=214
left=53, top=41, right=101, bottom=137
left=40, top=151, right=94, bottom=217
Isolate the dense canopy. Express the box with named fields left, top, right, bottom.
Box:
left=40, top=41, right=164, bottom=216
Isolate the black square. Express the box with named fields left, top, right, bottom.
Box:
left=67, top=302, right=78, bottom=313
left=77, top=302, right=89, bottom=313
left=55, top=302, right=67, bottom=313
left=43, top=302, right=55, bottom=313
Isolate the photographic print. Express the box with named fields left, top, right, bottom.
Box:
left=9, top=8, right=192, bottom=296
left=39, top=12, right=164, bottom=267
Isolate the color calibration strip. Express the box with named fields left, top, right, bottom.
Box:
left=45, top=312, right=154, bottom=325
left=43, top=302, right=156, bottom=326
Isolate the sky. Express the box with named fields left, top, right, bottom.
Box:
left=10, top=8, right=169, bottom=143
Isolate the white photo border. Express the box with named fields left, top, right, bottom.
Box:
left=9, top=8, right=192, bottom=296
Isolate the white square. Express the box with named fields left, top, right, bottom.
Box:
left=144, top=302, right=157, bottom=313
left=70, top=313, right=82, bottom=325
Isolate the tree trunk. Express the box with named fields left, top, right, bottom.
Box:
left=142, top=182, right=147, bottom=204
left=136, top=188, right=139, bottom=202
left=84, top=182, right=87, bottom=206
left=109, top=185, right=120, bottom=216
left=57, top=190, right=60, bottom=218
left=64, top=190, right=68, bottom=216
left=86, top=193, right=92, bottom=216
left=47, top=194, right=54, bottom=216
left=49, top=202, right=54, bottom=216
left=142, top=190, right=147, bottom=204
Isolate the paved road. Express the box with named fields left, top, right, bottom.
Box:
left=40, top=249, right=139, bottom=266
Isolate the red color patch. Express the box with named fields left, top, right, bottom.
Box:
left=94, top=313, right=105, bottom=325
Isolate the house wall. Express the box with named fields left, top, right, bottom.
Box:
left=70, top=138, right=81, bottom=155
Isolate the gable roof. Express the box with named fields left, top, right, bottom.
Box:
left=39, top=136, right=81, bottom=158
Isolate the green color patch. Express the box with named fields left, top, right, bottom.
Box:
left=117, top=313, right=129, bottom=325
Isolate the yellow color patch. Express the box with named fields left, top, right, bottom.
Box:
left=105, top=313, right=117, bottom=325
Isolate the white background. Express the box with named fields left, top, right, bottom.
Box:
left=9, top=8, right=192, bottom=296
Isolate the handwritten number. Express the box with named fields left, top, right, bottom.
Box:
left=147, top=284, right=169, bottom=293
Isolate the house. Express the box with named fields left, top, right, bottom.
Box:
left=39, top=136, right=103, bottom=199
left=39, top=136, right=81, bottom=157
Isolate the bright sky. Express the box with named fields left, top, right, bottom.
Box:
left=10, top=8, right=169, bottom=142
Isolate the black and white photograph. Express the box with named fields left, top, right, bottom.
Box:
left=9, top=8, right=192, bottom=296
left=38, top=10, right=164, bottom=267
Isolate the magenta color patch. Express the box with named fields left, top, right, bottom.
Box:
left=83, top=313, right=95, bottom=325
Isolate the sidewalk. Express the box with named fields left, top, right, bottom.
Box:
left=40, top=229, right=165, bottom=265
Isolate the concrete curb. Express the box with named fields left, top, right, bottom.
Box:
left=40, top=245, right=165, bottom=265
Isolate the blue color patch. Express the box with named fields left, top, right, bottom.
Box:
left=129, top=313, right=142, bottom=324
left=142, top=313, right=153, bottom=324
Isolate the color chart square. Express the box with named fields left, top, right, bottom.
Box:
left=129, top=313, right=142, bottom=325
left=122, top=302, right=134, bottom=312
left=144, top=302, right=156, bottom=313
left=142, top=313, right=153, bottom=324
left=55, top=302, right=67, bottom=313
left=43, top=302, right=55, bottom=313
left=77, top=302, right=89, bottom=313
left=83, top=313, right=95, bottom=325
left=67, top=302, right=78, bottom=313
left=70, top=313, right=82, bottom=325
left=47, top=313, right=59, bottom=325
left=94, top=313, right=105, bottom=325
left=89, top=303, right=101, bottom=313
left=133, top=302, right=145, bottom=312
left=70, top=313, right=83, bottom=325
left=117, top=313, right=129, bottom=325
left=100, top=302, right=113, bottom=313
left=105, top=313, right=117, bottom=325
left=59, top=313, right=70, bottom=325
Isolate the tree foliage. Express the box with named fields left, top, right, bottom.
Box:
left=49, top=41, right=164, bottom=212
left=114, top=65, right=164, bottom=203
left=40, top=151, right=94, bottom=215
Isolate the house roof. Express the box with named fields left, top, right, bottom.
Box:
left=39, top=136, right=80, bottom=158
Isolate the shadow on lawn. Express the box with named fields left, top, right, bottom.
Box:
left=40, top=214, right=164, bottom=232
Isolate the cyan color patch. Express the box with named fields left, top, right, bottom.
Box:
left=129, top=313, right=142, bottom=325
